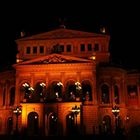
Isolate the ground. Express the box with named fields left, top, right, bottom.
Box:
left=0, top=134, right=135, bottom=140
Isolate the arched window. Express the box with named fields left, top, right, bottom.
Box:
left=21, top=82, right=31, bottom=100
left=53, top=82, right=62, bottom=98
left=47, top=81, right=62, bottom=102
left=101, top=84, right=110, bottom=104
left=33, top=82, right=44, bottom=102
left=82, top=81, right=92, bottom=101
left=127, top=85, right=138, bottom=106
left=127, top=85, right=137, bottom=99
left=65, top=81, right=76, bottom=101
left=27, top=112, right=39, bottom=135
left=7, top=117, right=13, bottom=134
left=9, top=87, right=15, bottom=106
left=114, top=85, right=119, bottom=104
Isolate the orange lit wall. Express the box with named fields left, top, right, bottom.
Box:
left=0, top=28, right=140, bottom=136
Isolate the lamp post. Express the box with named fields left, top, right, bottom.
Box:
left=13, top=106, right=22, bottom=134
left=125, top=115, right=130, bottom=134
left=112, top=105, right=120, bottom=134
left=71, top=105, right=80, bottom=133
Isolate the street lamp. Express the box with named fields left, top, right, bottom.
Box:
left=112, top=105, right=120, bottom=134
left=13, top=106, right=22, bottom=134
left=71, top=105, right=80, bottom=133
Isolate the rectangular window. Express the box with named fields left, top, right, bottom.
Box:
left=94, top=43, right=99, bottom=51
left=33, top=46, right=37, bottom=54
left=66, top=45, right=71, bottom=52
left=40, top=46, right=44, bottom=53
left=127, top=85, right=137, bottom=98
left=87, top=44, right=92, bottom=51
left=80, top=44, right=85, bottom=51
left=60, top=45, right=64, bottom=52
left=26, top=47, right=31, bottom=54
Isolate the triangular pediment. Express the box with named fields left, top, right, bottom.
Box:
left=16, top=28, right=107, bottom=41
left=14, top=54, right=93, bottom=66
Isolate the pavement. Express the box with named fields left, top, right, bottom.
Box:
left=0, top=134, right=137, bottom=140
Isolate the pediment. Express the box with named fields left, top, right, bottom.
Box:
left=14, top=54, right=92, bottom=65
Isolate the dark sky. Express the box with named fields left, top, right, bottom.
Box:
left=0, top=1, right=140, bottom=70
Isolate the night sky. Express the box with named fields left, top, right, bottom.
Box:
left=0, top=1, right=140, bottom=70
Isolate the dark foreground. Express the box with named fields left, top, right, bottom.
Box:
left=0, top=134, right=139, bottom=140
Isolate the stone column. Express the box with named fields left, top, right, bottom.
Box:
left=61, top=72, right=65, bottom=97
left=15, top=72, right=20, bottom=105
left=137, top=83, right=140, bottom=107
left=92, top=71, right=97, bottom=104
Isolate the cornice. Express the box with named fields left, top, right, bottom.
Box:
left=15, top=62, right=96, bottom=72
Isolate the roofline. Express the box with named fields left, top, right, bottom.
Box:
left=15, top=28, right=110, bottom=42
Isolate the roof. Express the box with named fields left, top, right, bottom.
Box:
left=16, top=28, right=108, bottom=41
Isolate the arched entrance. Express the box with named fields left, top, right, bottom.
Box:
left=102, top=115, right=112, bottom=134
left=7, top=117, right=13, bottom=134
left=27, top=112, right=39, bottom=135
left=66, top=113, right=75, bottom=135
left=48, top=113, right=58, bottom=135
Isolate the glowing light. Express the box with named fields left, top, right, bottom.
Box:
left=125, top=116, right=130, bottom=121
left=22, top=83, right=29, bottom=87
left=28, top=87, right=34, bottom=91
left=112, top=105, right=120, bottom=117
left=100, top=27, right=106, bottom=34
left=16, top=59, right=20, bottom=63
left=56, top=92, right=59, bottom=98
left=13, top=106, right=22, bottom=116
left=89, top=55, right=96, bottom=60
left=57, top=82, right=63, bottom=86
left=40, top=82, right=46, bottom=87
left=75, top=82, right=82, bottom=90
left=71, top=105, right=80, bottom=114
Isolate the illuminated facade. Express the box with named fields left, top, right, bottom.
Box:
left=0, top=27, right=140, bottom=136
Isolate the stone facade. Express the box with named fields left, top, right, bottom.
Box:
left=0, top=28, right=140, bottom=136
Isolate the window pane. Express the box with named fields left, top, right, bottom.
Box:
left=26, top=47, right=31, bottom=54
left=94, top=43, right=99, bottom=51
left=33, top=46, right=37, bottom=54
left=127, top=85, right=137, bottom=98
left=88, top=44, right=92, bottom=51
left=80, top=44, right=85, bottom=51
left=9, top=87, right=15, bottom=106
left=101, top=84, right=110, bottom=103
left=114, top=85, right=119, bottom=104
left=60, top=45, right=64, bottom=52
left=40, top=46, right=44, bottom=53
left=67, top=45, right=71, bottom=52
